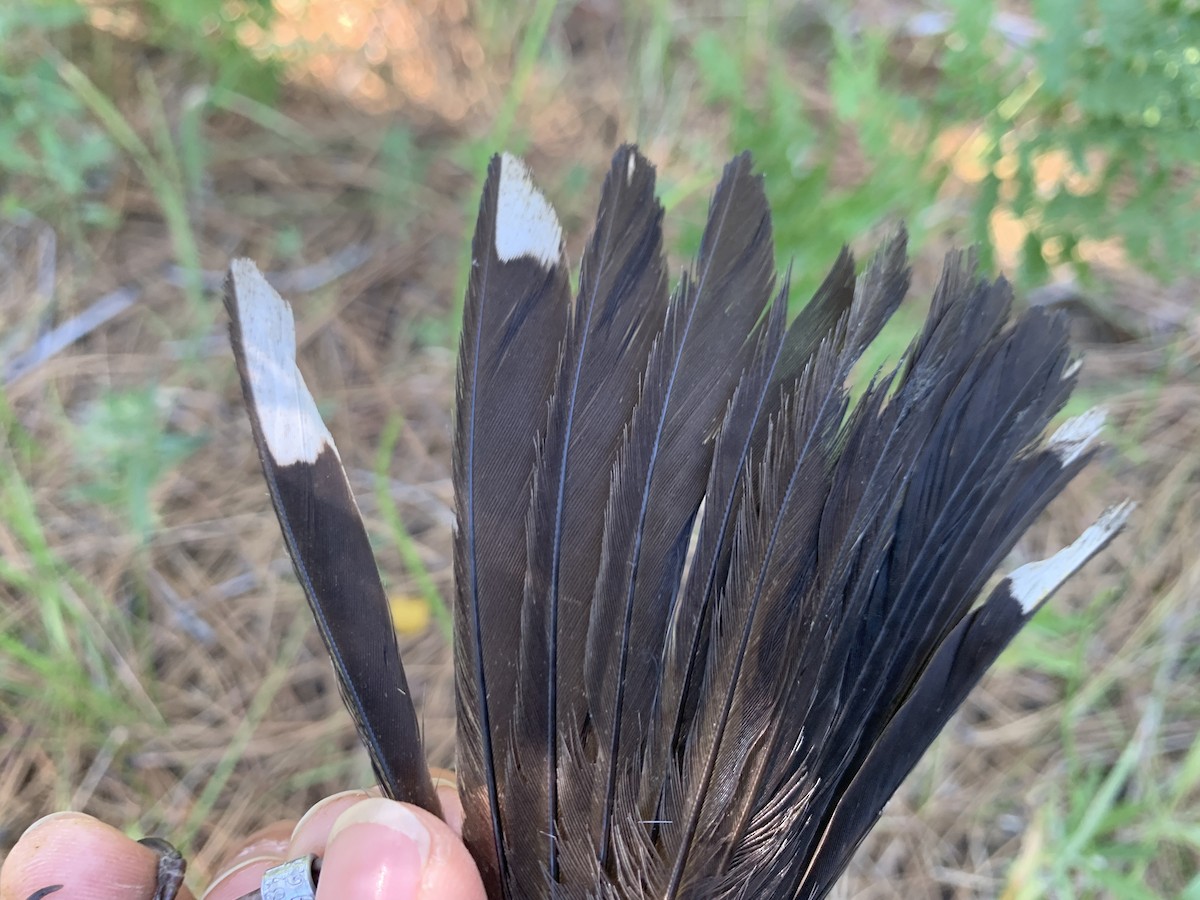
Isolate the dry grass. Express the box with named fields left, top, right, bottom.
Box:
left=1, top=2, right=1197, bottom=896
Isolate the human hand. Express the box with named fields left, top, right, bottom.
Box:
left=0, top=774, right=484, bottom=900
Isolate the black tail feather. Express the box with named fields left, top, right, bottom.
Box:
left=453, top=152, right=1126, bottom=898
left=229, top=147, right=1130, bottom=900
left=224, top=261, right=439, bottom=815
left=452, top=152, right=572, bottom=893
left=509, top=145, right=668, bottom=889
left=583, top=153, right=778, bottom=873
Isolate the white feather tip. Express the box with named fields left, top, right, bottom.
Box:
left=229, top=259, right=335, bottom=466
left=1006, top=500, right=1134, bottom=614
left=494, top=153, right=563, bottom=268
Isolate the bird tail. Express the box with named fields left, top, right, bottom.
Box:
left=226, top=147, right=1129, bottom=900
left=450, top=147, right=1130, bottom=900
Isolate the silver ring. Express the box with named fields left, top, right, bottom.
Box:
left=260, top=854, right=318, bottom=900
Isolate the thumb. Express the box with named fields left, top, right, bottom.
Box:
left=316, top=798, right=485, bottom=900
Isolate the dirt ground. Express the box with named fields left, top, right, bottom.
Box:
left=1, top=2, right=1196, bottom=896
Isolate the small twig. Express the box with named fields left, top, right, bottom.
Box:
left=4, top=285, right=139, bottom=386
left=5, top=242, right=374, bottom=372
left=0, top=214, right=59, bottom=363
left=146, top=568, right=218, bottom=646
left=165, top=242, right=372, bottom=294
left=33, top=218, right=57, bottom=304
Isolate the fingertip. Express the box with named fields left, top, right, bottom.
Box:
left=0, top=812, right=164, bottom=900
left=316, top=798, right=484, bottom=900
left=288, top=789, right=374, bottom=857
left=200, top=821, right=295, bottom=900
left=199, top=856, right=280, bottom=900
left=431, top=776, right=465, bottom=838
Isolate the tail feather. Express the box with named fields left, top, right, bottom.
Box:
left=224, top=261, right=439, bottom=814
left=508, top=145, right=668, bottom=888
left=799, top=499, right=1134, bottom=898
left=230, top=147, right=1130, bottom=900
left=453, top=152, right=1127, bottom=899
left=452, top=153, right=571, bottom=893
left=584, top=154, right=777, bottom=872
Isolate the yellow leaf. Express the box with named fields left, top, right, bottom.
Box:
left=389, top=593, right=431, bottom=635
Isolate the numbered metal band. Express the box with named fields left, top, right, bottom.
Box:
left=259, top=854, right=319, bottom=900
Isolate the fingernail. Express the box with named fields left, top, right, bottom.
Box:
left=200, top=856, right=279, bottom=900
left=322, top=799, right=430, bottom=898
left=19, top=811, right=88, bottom=841
left=290, top=789, right=372, bottom=845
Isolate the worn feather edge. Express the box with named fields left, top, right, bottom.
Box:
left=227, top=259, right=334, bottom=466
left=796, top=498, right=1131, bottom=898
left=1007, top=497, right=1133, bottom=614
left=225, top=259, right=436, bottom=810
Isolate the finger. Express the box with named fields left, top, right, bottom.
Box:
left=199, top=854, right=281, bottom=900
left=287, top=780, right=463, bottom=847
left=428, top=769, right=464, bottom=837
left=203, top=789, right=377, bottom=900
left=315, top=798, right=485, bottom=900
left=287, top=789, right=375, bottom=859
left=0, top=812, right=195, bottom=900
left=200, top=821, right=296, bottom=900
left=214, top=821, right=293, bottom=871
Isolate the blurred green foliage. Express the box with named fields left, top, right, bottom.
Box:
left=72, top=388, right=203, bottom=544
left=6, top=0, right=1199, bottom=290
left=937, top=0, right=1200, bottom=283
left=137, top=0, right=280, bottom=95
left=0, top=0, right=276, bottom=228
left=681, top=0, right=1200, bottom=294
left=690, top=24, right=941, bottom=293
left=0, top=2, right=115, bottom=226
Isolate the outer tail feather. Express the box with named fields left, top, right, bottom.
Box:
left=800, top=498, right=1135, bottom=898
left=224, top=260, right=439, bottom=815
left=751, top=278, right=1081, bottom=887
left=228, top=147, right=1130, bottom=900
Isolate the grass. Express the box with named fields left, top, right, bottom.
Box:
left=48, top=49, right=206, bottom=311
left=1, top=0, right=1198, bottom=895
left=374, top=413, right=453, bottom=641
